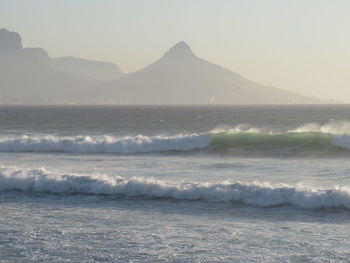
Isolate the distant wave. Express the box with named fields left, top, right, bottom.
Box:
left=0, top=121, right=350, bottom=155
left=1, top=167, right=350, bottom=210
left=0, top=134, right=212, bottom=153
left=209, top=121, right=350, bottom=155
left=210, top=131, right=350, bottom=156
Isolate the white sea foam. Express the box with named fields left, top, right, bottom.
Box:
left=291, top=120, right=350, bottom=134
left=211, top=124, right=270, bottom=134
left=0, top=121, right=350, bottom=154
left=2, top=167, right=350, bottom=210
left=0, top=134, right=212, bottom=153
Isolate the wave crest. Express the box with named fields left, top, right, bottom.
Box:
left=1, top=167, right=350, bottom=210
left=0, top=134, right=212, bottom=153
left=0, top=121, right=349, bottom=154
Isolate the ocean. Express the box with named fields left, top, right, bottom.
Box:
left=1, top=105, right=350, bottom=262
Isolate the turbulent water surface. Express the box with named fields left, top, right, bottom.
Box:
left=2, top=105, right=350, bottom=262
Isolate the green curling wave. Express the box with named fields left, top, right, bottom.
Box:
left=211, top=132, right=333, bottom=152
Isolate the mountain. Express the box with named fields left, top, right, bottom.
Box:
left=98, top=41, right=319, bottom=104
left=0, top=28, right=22, bottom=52
left=51, top=56, right=122, bottom=80
left=0, top=28, right=122, bottom=104
left=0, top=28, right=319, bottom=104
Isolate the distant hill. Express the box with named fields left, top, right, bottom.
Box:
left=51, top=56, right=122, bottom=80
left=98, top=41, right=320, bottom=104
left=0, top=28, right=122, bottom=104
left=0, top=28, right=320, bottom=104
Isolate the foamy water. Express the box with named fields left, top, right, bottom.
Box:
left=2, top=105, right=350, bottom=262
left=0, top=120, right=350, bottom=155
left=2, top=167, right=350, bottom=209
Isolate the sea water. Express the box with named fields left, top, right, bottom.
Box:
left=1, top=105, right=350, bottom=262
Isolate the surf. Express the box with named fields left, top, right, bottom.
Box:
left=0, top=134, right=212, bottom=153
left=0, top=121, right=349, bottom=155
left=2, top=167, right=350, bottom=210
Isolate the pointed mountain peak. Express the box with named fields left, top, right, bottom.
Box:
left=170, top=41, right=192, bottom=51
left=162, top=41, right=196, bottom=60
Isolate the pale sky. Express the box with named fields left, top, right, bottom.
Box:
left=1, top=0, right=350, bottom=101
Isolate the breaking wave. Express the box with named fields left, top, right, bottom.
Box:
left=0, top=134, right=212, bottom=153
left=2, top=167, right=350, bottom=210
left=0, top=121, right=349, bottom=155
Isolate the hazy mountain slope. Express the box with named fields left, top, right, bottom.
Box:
left=0, top=29, right=121, bottom=104
left=0, top=28, right=319, bottom=104
left=51, top=57, right=123, bottom=80
left=0, top=52, right=99, bottom=104
left=100, top=42, right=319, bottom=104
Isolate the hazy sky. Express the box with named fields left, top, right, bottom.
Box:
left=1, top=0, right=350, bottom=101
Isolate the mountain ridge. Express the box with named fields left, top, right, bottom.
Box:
left=97, top=41, right=320, bottom=104
left=0, top=28, right=123, bottom=104
left=0, top=29, right=322, bottom=104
